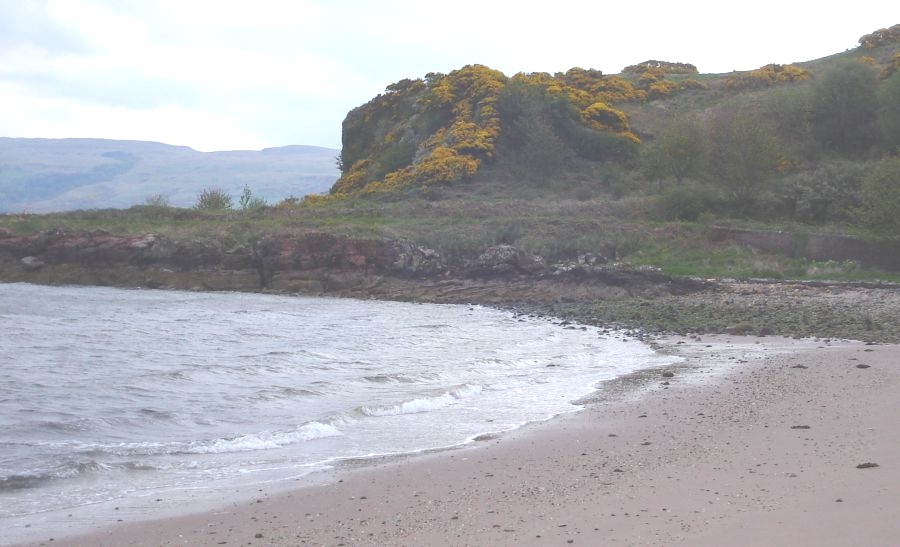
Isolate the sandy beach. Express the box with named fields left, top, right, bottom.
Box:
left=15, top=334, right=900, bottom=546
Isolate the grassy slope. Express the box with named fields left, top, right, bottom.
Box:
left=3, top=183, right=898, bottom=283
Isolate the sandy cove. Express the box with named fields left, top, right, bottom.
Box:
left=18, top=335, right=900, bottom=547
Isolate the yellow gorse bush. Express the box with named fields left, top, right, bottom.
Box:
left=858, top=24, right=900, bottom=49
left=725, top=64, right=809, bottom=91
left=328, top=61, right=684, bottom=198
left=880, top=53, right=900, bottom=80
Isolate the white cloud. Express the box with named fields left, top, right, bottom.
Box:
left=46, top=0, right=150, bottom=53
left=0, top=86, right=267, bottom=151
left=0, top=0, right=896, bottom=151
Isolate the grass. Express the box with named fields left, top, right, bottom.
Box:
left=625, top=241, right=900, bottom=282
left=2, top=169, right=897, bottom=283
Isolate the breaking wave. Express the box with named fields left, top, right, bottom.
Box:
left=358, top=384, right=482, bottom=417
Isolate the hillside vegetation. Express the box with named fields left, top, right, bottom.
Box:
left=306, top=25, right=899, bottom=237
left=1, top=25, right=899, bottom=285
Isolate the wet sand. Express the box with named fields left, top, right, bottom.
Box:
left=18, top=335, right=900, bottom=546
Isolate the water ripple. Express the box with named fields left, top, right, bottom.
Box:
left=0, top=282, right=674, bottom=520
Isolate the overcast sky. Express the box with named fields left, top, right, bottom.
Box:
left=0, top=1, right=895, bottom=151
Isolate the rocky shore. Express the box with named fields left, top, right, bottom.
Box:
left=1, top=227, right=898, bottom=343
left=542, top=280, right=900, bottom=343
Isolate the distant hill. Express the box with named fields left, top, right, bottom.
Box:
left=0, top=138, right=339, bottom=213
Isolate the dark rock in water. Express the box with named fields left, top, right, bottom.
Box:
left=661, top=371, right=675, bottom=378
left=20, top=256, right=44, bottom=271
left=856, top=462, right=879, bottom=469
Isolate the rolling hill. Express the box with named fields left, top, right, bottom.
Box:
left=0, top=138, right=339, bottom=213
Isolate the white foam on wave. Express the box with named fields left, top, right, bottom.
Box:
left=38, top=422, right=345, bottom=457
left=189, top=422, right=342, bottom=454
left=328, top=414, right=359, bottom=427
left=359, top=384, right=482, bottom=417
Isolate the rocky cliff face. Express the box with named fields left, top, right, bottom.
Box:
left=0, top=228, right=242, bottom=271
left=0, top=228, right=441, bottom=285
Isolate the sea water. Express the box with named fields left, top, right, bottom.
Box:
left=0, top=282, right=674, bottom=540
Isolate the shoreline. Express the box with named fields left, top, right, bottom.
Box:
left=14, top=334, right=900, bottom=546
left=2, top=271, right=899, bottom=343
left=0, top=289, right=667, bottom=545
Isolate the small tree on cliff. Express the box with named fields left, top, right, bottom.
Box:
left=708, top=110, right=781, bottom=211
left=879, top=72, right=900, bottom=153
left=811, top=60, right=879, bottom=156
left=642, top=116, right=708, bottom=187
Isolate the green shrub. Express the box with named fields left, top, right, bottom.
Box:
left=563, top=125, right=639, bottom=163
left=879, top=72, right=900, bottom=152
left=372, top=140, right=417, bottom=180
left=779, top=161, right=866, bottom=222
left=238, top=185, right=267, bottom=211
left=654, top=183, right=723, bottom=221
left=144, top=194, right=171, bottom=207
left=195, top=187, right=233, bottom=210
left=856, top=156, right=900, bottom=235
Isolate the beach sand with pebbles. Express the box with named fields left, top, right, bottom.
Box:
left=18, top=335, right=900, bottom=546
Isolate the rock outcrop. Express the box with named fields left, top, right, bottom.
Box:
left=0, top=229, right=450, bottom=289
left=0, top=229, right=237, bottom=270
left=387, top=239, right=446, bottom=276
left=0, top=228, right=697, bottom=297
left=466, top=245, right=544, bottom=276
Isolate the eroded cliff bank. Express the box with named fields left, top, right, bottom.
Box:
left=1, top=227, right=898, bottom=343
left=0, top=227, right=686, bottom=293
